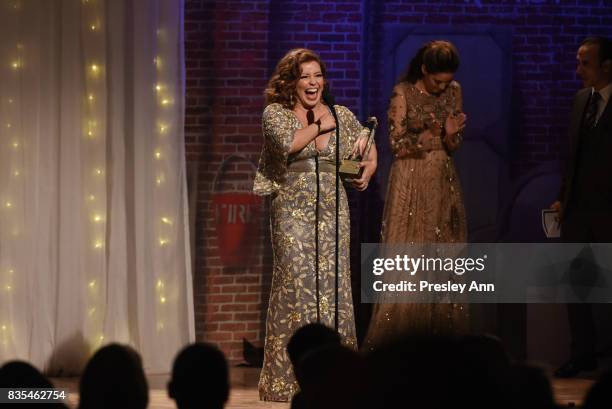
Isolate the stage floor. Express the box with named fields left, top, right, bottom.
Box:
left=52, top=367, right=593, bottom=408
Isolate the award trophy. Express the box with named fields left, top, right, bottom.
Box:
left=339, top=116, right=377, bottom=179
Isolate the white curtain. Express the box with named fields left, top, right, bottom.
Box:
left=0, top=0, right=194, bottom=374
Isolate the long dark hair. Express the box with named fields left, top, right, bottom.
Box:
left=400, top=40, right=460, bottom=84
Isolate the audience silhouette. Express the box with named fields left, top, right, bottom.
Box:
left=0, top=360, right=68, bottom=409
left=168, top=342, right=229, bottom=409
left=5, top=325, right=612, bottom=409
left=78, top=343, right=148, bottom=409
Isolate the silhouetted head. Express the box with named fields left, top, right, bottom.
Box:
left=286, top=323, right=341, bottom=374
left=0, top=360, right=53, bottom=388
left=0, top=360, right=69, bottom=409
left=583, top=368, right=612, bottom=409
left=508, top=364, right=555, bottom=409
left=78, top=344, right=148, bottom=409
left=298, top=344, right=366, bottom=409
left=168, top=343, right=229, bottom=409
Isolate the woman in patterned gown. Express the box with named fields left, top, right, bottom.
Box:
left=253, top=48, right=377, bottom=401
left=363, top=40, right=469, bottom=351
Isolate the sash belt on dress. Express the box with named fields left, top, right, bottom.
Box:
left=287, top=158, right=337, bottom=173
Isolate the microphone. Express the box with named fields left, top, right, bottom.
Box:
left=306, top=109, right=315, bottom=125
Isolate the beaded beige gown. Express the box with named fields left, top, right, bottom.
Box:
left=363, top=81, right=469, bottom=352
left=254, top=103, right=367, bottom=401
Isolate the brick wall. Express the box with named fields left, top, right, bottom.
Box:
left=367, top=0, right=612, bottom=175
left=184, top=0, right=271, bottom=362
left=184, top=0, right=612, bottom=362
left=184, top=0, right=364, bottom=362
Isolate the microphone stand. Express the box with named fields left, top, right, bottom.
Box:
left=324, top=91, right=340, bottom=332
left=307, top=109, right=321, bottom=324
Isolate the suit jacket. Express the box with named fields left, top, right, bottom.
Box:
left=559, top=86, right=612, bottom=223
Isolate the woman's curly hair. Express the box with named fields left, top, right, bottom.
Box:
left=265, top=48, right=329, bottom=108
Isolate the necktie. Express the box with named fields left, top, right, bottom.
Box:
left=583, top=92, right=601, bottom=130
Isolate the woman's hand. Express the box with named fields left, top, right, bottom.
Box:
left=318, top=111, right=336, bottom=134
left=350, top=129, right=369, bottom=157
left=444, top=112, right=466, bottom=137
left=417, top=129, right=435, bottom=151
left=349, top=159, right=377, bottom=191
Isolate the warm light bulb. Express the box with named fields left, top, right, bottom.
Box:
left=161, top=98, right=171, bottom=106
left=160, top=296, right=166, bottom=304
left=154, top=149, right=162, bottom=160
left=156, top=279, right=164, bottom=289
left=1, top=325, right=6, bottom=331
left=5, top=285, right=12, bottom=291
left=5, top=201, right=12, bottom=209
left=12, top=170, right=19, bottom=177
left=8, top=269, right=14, bottom=275
left=159, top=238, right=168, bottom=246
left=94, top=168, right=103, bottom=176
left=6, top=123, right=11, bottom=129
left=98, top=335, right=104, bottom=342
left=155, top=84, right=162, bottom=92
left=12, top=141, right=19, bottom=149
left=87, top=194, right=96, bottom=202
left=93, top=240, right=103, bottom=249
left=88, top=94, right=94, bottom=101
left=92, top=214, right=103, bottom=223
left=161, top=217, right=172, bottom=225
left=11, top=60, right=20, bottom=69
left=90, top=23, right=98, bottom=31
left=158, top=123, right=168, bottom=133
left=90, top=64, right=100, bottom=74
left=156, top=174, right=165, bottom=186
left=88, top=280, right=96, bottom=288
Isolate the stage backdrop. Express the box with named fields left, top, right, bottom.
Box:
left=0, top=0, right=193, bottom=374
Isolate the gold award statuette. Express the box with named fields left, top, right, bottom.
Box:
left=339, top=116, right=377, bottom=179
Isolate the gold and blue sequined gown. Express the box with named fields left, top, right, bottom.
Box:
left=363, top=81, right=469, bottom=352
left=253, top=103, right=366, bottom=401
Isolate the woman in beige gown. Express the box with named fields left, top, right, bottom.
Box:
left=363, top=40, right=469, bottom=351
left=253, top=48, right=377, bottom=401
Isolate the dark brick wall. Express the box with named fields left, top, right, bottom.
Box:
left=184, top=0, right=612, bottom=362
left=367, top=0, right=612, bottom=174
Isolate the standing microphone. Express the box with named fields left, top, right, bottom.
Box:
left=323, top=88, right=341, bottom=332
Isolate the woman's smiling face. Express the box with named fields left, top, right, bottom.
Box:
left=295, top=60, right=324, bottom=109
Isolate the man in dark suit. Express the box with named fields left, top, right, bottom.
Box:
left=551, top=37, right=612, bottom=378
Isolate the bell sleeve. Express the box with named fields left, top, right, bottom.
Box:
left=388, top=84, right=425, bottom=157
left=253, top=103, right=296, bottom=195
